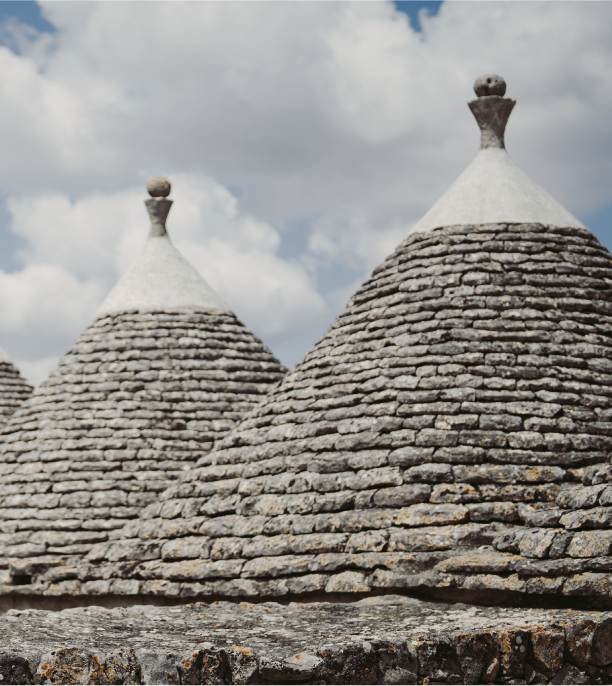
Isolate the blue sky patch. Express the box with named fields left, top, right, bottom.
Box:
left=394, top=1, right=443, bottom=32
left=0, top=1, right=54, bottom=33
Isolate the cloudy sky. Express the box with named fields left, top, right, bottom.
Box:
left=0, top=1, right=610, bottom=385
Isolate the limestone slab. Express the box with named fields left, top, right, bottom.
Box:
left=0, top=597, right=607, bottom=684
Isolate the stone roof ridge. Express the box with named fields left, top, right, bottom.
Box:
left=96, top=176, right=231, bottom=318
left=410, top=73, right=585, bottom=234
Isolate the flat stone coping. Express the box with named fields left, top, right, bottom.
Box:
left=1, top=595, right=611, bottom=684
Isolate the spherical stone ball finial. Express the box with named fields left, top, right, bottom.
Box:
left=474, top=74, right=507, bottom=98
left=147, top=177, right=171, bottom=198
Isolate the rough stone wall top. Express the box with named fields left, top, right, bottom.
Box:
left=0, top=346, right=33, bottom=428
left=0, top=597, right=610, bottom=684
left=0, top=181, right=286, bottom=587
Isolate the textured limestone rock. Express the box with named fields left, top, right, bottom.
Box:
left=0, top=346, right=33, bottom=428
left=0, top=182, right=286, bottom=586
left=0, top=596, right=608, bottom=684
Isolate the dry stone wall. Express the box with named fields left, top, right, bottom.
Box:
left=0, top=310, right=285, bottom=588
left=19, top=219, right=609, bottom=604
left=1, top=596, right=611, bottom=684
left=0, top=361, right=32, bottom=428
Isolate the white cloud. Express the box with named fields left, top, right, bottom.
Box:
left=0, top=1, right=610, bottom=383
left=159, top=176, right=329, bottom=343
left=0, top=260, right=101, bottom=373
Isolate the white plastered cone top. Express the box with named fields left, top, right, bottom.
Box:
left=410, top=75, right=585, bottom=235
left=96, top=193, right=231, bottom=318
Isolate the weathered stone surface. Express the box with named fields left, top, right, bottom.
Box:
left=550, top=663, right=590, bottom=684
left=530, top=626, right=565, bottom=676
left=561, top=507, right=612, bottom=531
left=591, top=616, right=612, bottom=667
left=558, top=485, right=607, bottom=510
left=560, top=617, right=595, bottom=668
left=519, top=529, right=559, bottom=558
left=0, top=597, right=610, bottom=685
left=437, top=551, right=520, bottom=573
left=568, top=532, right=612, bottom=558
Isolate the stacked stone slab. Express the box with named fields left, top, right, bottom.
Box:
left=0, top=345, right=32, bottom=428
left=38, top=74, right=608, bottom=606
left=0, top=178, right=285, bottom=592
left=434, top=461, right=612, bottom=601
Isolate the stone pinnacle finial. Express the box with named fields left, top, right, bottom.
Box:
left=145, top=177, right=173, bottom=237
left=468, top=74, right=515, bottom=149
left=147, top=177, right=171, bottom=198
left=473, top=74, right=506, bottom=98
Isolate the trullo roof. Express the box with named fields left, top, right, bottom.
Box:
left=6, top=76, right=611, bottom=604
left=0, top=178, right=286, bottom=591
left=59, top=74, right=610, bottom=604
left=0, top=345, right=33, bottom=428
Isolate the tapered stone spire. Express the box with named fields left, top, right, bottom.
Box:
left=468, top=74, right=514, bottom=149
left=96, top=177, right=230, bottom=317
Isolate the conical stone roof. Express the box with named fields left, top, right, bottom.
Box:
left=0, top=178, right=286, bottom=591
left=16, top=76, right=612, bottom=604
left=0, top=345, right=33, bottom=428
left=60, top=75, right=612, bottom=605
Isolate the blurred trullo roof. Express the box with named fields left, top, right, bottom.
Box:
left=0, top=177, right=286, bottom=590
